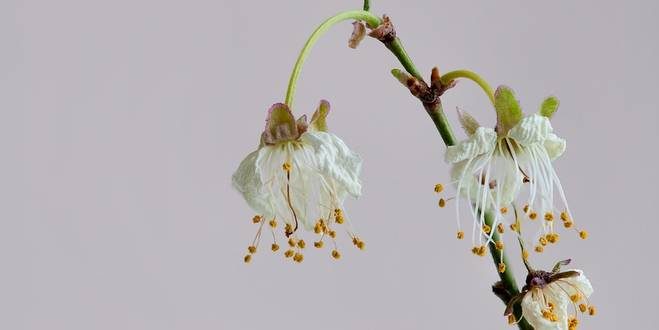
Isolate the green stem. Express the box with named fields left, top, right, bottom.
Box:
left=385, top=38, right=424, bottom=81
left=441, top=69, right=496, bottom=105
left=284, top=10, right=381, bottom=107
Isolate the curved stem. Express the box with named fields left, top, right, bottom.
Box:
left=284, top=10, right=381, bottom=107
left=441, top=69, right=496, bottom=105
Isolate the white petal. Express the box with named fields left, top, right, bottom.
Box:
left=508, top=114, right=552, bottom=146
left=552, top=269, right=594, bottom=299
left=521, top=289, right=568, bottom=330
left=544, top=133, right=566, bottom=160
left=299, top=131, right=362, bottom=198
left=445, top=127, right=497, bottom=163
left=232, top=149, right=273, bottom=217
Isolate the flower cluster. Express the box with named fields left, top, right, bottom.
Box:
left=232, top=101, right=365, bottom=263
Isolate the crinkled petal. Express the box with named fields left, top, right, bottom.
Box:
left=445, top=127, right=497, bottom=163
left=300, top=131, right=362, bottom=197
left=544, top=133, right=566, bottom=160
left=232, top=149, right=273, bottom=217
left=508, top=114, right=552, bottom=146
left=521, top=289, right=569, bottom=330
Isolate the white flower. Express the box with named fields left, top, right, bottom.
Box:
left=232, top=101, right=365, bottom=263
left=507, top=263, right=595, bottom=330
left=438, top=87, right=585, bottom=254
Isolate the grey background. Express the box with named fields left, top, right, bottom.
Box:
left=1, top=0, right=657, bottom=329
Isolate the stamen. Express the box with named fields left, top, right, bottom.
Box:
left=588, top=305, right=596, bottom=316
left=529, top=212, right=538, bottom=220
left=331, top=249, right=341, bottom=259
left=500, top=207, right=508, bottom=214
left=544, top=212, right=554, bottom=221
left=498, top=262, right=506, bottom=273
left=434, top=183, right=444, bottom=193
left=334, top=209, right=345, bottom=224
left=293, top=252, right=304, bottom=263
left=456, top=231, right=465, bottom=239
left=271, top=243, right=280, bottom=252
left=284, top=249, right=295, bottom=258
left=438, top=198, right=447, bottom=208
left=314, top=241, right=324, bottom=248
left=243, top=254, right=252, bottom=263
left=482, top=224, right=492, bottom=234
left=252, top=215, right=262, bottom=223
left=507, top=314, right=516, bottom=324
left=297, top=239, right=306, bottom=249
left=578, top=304, right=587, bottom=313
left=269, top=219, right=277, bottom=228
left=247, top=245, right=257, bottom=254
left=579, top=230, right=589, bottom=240
left=535, top=245, right=544, bottom=253
left=495, top=241, right=504, bottom=250
left=282, top=162, right=292, bottom=172
left=539, top=237, right=548, bottom=246
left=497, top=223, right=505, bottom=234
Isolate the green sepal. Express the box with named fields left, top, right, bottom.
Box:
left=494, top=85, right=523, bottom=135
left=309, top=100, right=330, bottom=132
left=539, top=96, right=559, bottom=118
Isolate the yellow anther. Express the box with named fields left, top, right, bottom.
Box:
left=547, top=302, right=555, bottom=311
left=482, top=224, right=492, bottom=234
left=507, top=314, right=516, bottom=324
left=331, top=249, right=341, bottom=259
left=539, top=237, right=548, bottom=246
left=314, top=224, right=322, bottom=234
left=578, top=304, right=587, bottom=313
left=356, top=240, right=365, bottom=250
left=588, top=305, right=596, bottom=316
left=547, top=233, right=559, bottom=244
left=477, top=245, right=487, bottom=256
left=243, top=254, right=252, bottom=263
left=269, top=219, right=277, bottom=228
left=498, top=262, right=506, bottom=273
left=271, top=243, right=280, bottom=252
left=497, top=223, right=505, bottom=234
left=579, top=230, right=589, bottom=240
left=529, top=212, right=538, bottom=220
left=570, top=294, right=581, bottom=302
left=293, top=253, right=304, bottom=263
left=563, top=221, right=574, bottom=229
left=495, top=241, right=504, bottom=250
left=329, top=230, right=336, bottom=238
left=434, top=183, right=444, bottom=193
left=288, top=238, right=296, bottom=247
left=510, top=223, right=518, bottom=232
left=522, top=249, right=529, bottom=260
left=282, top=162, right=292, bottom=172
left=252, top=215, right=262, bottom=223
left=535, top=245, right=544, bottom=253
left=523, top=204, right=530, bottom=213
left=284, top=249, right=295, bottom=258
left=544, top=212, right=554, bottom=221
left=471, top=246, right=479, bottom=255
left=247, top=245, right=257, bottom=254
left=456, top=231, right=465, bottom=239
left=560, top=211, right=570, bottom=222
left=297, top=240, right=306, bottom=249
left=335, top=214, right=345, bottom=224
left=284, top=223, right=293, bottom=235
left=500, top=207, right=508, bottom=214
left=438, top=198, right=446, bottom=208
left=314, top=241, right=324, bottom=248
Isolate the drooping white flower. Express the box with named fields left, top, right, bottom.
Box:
left=232, top=101, right=364, bottom=263
left=437, top=86, right=587, bottom=255
left=505, top=261, right=595, bottom=330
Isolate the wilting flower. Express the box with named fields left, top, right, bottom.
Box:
left=436, top=86, right=587, bottom=254
left=232, top=101, right=365, bottom=263
left=505, top=260, right=595, bottom=330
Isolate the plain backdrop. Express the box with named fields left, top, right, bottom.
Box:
left=1, top=0, right=657, bottom=329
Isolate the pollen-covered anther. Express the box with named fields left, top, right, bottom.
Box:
left=334, top=209, right=345, bottom=224
left=495, top=241, right=504, bottom=250
left=293, top=253, right=304, bottom=263
left=482, top=224, right=492, bottom=234
left=282, top=162, right=292, bottom=172
left=434, top=183, right=444, bottom=193
left=564, top=221, right=574, bottom=228
left=523, top=204, right=530, bottom=213
left=529, top=212, right=538, bottom=220
left=247, top=245, right=257, bottom=254
left=284, top=223, right=293, bottom=236
left=570, top=293, right=581, bottom=302
left=456, top=231, right=465, bottom=239
left=476, top=245, right=487, bottom=256
left=243, top=254, right=252, bottom=263
left=535, top=245, right=544, bottom=253
left=269, top=219, right=277, bottom=228
left=588, top=305, right=597, bottom=316
left=328, top=230, right=337, bottom=238
left=438, top=198, right=446, bottom=208
left=284, top=249, right=295, bottom=258
left=547, top=233, right=560, bottom=244
left=352, top=237, right=366, bottom=250
left=271, top=243, right=280, bottom=252
left=522, top=249, right=529, bottom=260
left=561, top=211, right=570, bottom=222
left=500, top=207, right=508, bottom=214
left=579, top=230, right=589, bottom=240
left=331, top=249, right=341, bottom=259
left=297, top=239, right=306, bottom=249
left=498, top=262, right=506, bottom=273
left=539, top=237, right=548, bottom=246
left=510, top=223, right=519, bottom=232
left=544, top=212, right=554, bottom=221
left=314, top=241, right=324, bottom=248
left=288, top=238, right=297, bottom=247
left=497, top=223, right=505, bottom=234
left=252, top=215, right=262, bottom=223
left=579, top=304, right=588, bottom=313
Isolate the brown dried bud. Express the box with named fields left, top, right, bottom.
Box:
left=368, top=15, right=396, bottom=43
left=348, top=21, right=366, bottom=49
